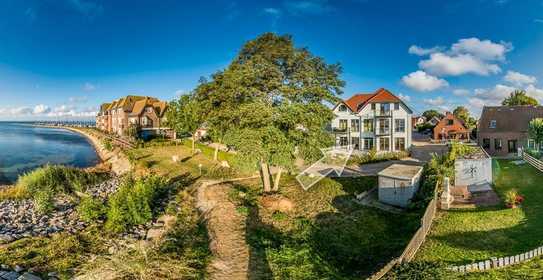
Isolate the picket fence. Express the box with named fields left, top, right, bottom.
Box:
left=450, top=246, right=543, bottom=272
left=522, top=151, right=543, bottom=172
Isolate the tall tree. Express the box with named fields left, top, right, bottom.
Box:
left=166, top=93, right=204, bottom=154
left=422, top=109, right=444, bottom=121
left=453, top=106, right=476, bottom=129
left=529, top=118, right=543, bottom=150
left=502, top=90, right=539, bottom=106
left=194, top=33, right=344, bottom=192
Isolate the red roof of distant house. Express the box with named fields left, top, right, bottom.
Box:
left=341, top=88, right=405, bottom=113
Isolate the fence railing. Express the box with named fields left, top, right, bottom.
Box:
left=450, top=246, right=543, bottom=272
left=522, top=151, right=543, bottom=172
left=367, top=182, right=440, bottom=280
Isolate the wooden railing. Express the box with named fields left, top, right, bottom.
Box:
left=522, top=151, right=543, bottom=172
left=367, top=181, right=440, bottom=280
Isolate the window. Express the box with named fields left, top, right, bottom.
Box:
left=395, top=138, right=405, bottom=151
left=394, top=103, right=400, bottom=110
left=489, top=120, right=497, bottom=128
left=447, top=119, right=454, bottom=125
left=380, top=103, right=390, bottom=115
left=364, top=119, right=374, bottom=132
left=339, top=137, right=348, bottom=147
left=395, top=119, right=405, bottom=133
left=494, top=139, right=502, bottom=150
left=351, top=137, right=360, bottom=150
left=379, top=137, right=390, bottom=151
left=371, top=103, right=376, bottom=110
left=351, top=119, right=360, bottom=132
left=364, top=138, right=374, bottom=150
left=483, top=138, right=490, bottom=149
left=338, top=104, right=347, bottom=112
left=379, top=119, right=390, bottom=134
left=528, top=139, right=536, bottom=150
left=338, top=119, right=348, bottom=130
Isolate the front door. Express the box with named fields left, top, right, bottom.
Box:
left=508, top=140, right=517, bottom=153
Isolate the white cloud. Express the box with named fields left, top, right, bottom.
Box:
left=264, top=7, right=281, bottom=15
left=284, top=0, right=333, bottom=15
left=423, top=96, right=446, bottom=106
left=401, top=70, right=449, bottom=92
left=504, top=70, right=537, bottom=86
left=398, top=93, right=411, bottom=102
left=69, top=96, right=89, bottom=103
left=419, top=53, right=501, bottom=76
left=408, top=45, right=443, bottom=56
left=451, top=38, right=512, bottom=61
left=68, top=0, right=103, bottom=18
left=453, top=89, right=470, bottom=96
left=33, top=104, right=51, bottom=114
left=83, top=82, right=96, bottom=91
left=10, top=107, right=33, bottom=115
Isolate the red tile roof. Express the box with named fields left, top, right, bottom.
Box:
left=341, top=88, right=404, bottom=113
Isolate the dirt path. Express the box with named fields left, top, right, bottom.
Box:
left=197, top=181, right=250, bottom=280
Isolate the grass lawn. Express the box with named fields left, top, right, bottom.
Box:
left=416, top=159, right=543, bottom=265
left=228, top=175, right=422, bottom=279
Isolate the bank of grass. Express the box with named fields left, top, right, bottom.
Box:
left=0, top=165, right=108, bottom=213
left=229, top=175, right=421, bottom=279
left=126, top=144, right=248, bottom=180
left=416, top=160, right=543, bottom=265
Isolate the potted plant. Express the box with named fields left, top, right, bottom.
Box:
left=505, top=189, right=523, bottom=208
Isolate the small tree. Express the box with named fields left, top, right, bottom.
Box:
left=529, top=118, right=543, bottom=150
left=422, top=110, right=444, bottom=121
left=502, top=90, right=539, bottom=106
left=453, top=106, right=476, bottom=129
left=166, top=93, right=204, bottom=155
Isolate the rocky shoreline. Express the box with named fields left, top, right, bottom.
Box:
left=0, top=178, right=122, bottom=244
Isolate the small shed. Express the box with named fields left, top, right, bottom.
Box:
left=454, top=146, right=492, bottom=187
left=378, top=164, right=424, bottom=207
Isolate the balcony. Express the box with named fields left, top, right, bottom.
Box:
left=374, top=110, right=392, bottom=117
left=375, top=128, right=390, bottom=136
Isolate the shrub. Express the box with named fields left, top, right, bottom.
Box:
left=78, top=197, right=107, bottom=223
left=102, top=138, right=113, bottom=151
left=17, top=165, right=105, bottom=196
left=204, top=165, right=237, bottom=179
left=105, top=176, right=168, bottom=233
left=0, top=185, right=29, bottom=200
left=33, top=190, right=54, bottom=215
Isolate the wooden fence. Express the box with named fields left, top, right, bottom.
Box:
left=522, top=151, right=543, bottom=172
left=367, top=182, right=440, bottom=280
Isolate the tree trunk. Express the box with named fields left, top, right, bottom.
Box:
left=191, top=134, right=196, bottom=155
left=261, top=162, right=272, bottom=193
left=213, top=141, right=219, bottom=161
left=272, top=168, right=282, bottom=192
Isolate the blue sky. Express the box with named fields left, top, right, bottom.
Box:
left=1, top=0, right=543, bottom=120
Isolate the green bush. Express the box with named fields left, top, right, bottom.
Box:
left=17, top=165, right=105, bottom=196
left=348, top=150, right=409, bottom=166
left=78, top=197, right=107, bottom=223
left=33, top=190, right=54, bottom=215
left=102, top=138, right=113, bottom=151
left=204, top=165, right=238, bottom=179
left=105, top=176, right=168, bottom=233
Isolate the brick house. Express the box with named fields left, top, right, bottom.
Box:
left=478, top=106, right=543, bottom=156
left=330, top=88, right=412, bottom=152
left=96, top=95, right=171, bottom=137
left=433, top=112, right=470, bottom=141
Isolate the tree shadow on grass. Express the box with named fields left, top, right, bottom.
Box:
left=246, top=204, right=275, bottom=280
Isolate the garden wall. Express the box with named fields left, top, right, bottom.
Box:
left=454, top=156, right=492, bottom=186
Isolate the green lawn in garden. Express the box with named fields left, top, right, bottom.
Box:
left=416, top=159, right=543, bottom=265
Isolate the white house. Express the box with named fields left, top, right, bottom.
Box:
left=330, top=88, right=413, bottom=152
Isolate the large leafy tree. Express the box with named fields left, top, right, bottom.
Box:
left=529, top=118, right=543, bottom=150
left=194, top=33, right=344, bottom=192
left=502, top=90, right=539, bottom=106
left=453, top=106, right=476, bottom=129
left=422, top=110, right=444, bottom=121
left=166, top=93, right=204, bottom=154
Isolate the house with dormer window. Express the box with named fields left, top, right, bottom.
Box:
left=330, top=88, right=413, bottom=152
left=478, top=106, right=543, bottom=156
